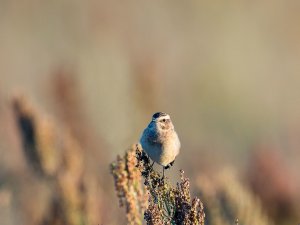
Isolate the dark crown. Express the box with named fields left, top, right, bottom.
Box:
left=152, top=112, right=167, bottom=119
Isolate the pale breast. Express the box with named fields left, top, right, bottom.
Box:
left=140, top=124, right=180, bottom=167
left=159, top=131, right=180, bottom=166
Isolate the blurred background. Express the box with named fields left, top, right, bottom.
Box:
left=0, top=1, right=300, bottom=225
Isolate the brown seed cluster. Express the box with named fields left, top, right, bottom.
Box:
left=174, top=170, right=205, bottom=225
left=111, top=144, right=205, bottom=225
left=110, top=145, right=148, bottom=225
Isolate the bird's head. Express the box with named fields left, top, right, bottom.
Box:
left=151, top=112, right=174, bottom=131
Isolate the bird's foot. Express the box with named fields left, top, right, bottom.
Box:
left=170, top=160, right=175, bottom=166
left=164, top=160, right=175, bottom=170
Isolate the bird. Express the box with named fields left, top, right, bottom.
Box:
left=140, top=112, right=181, bottom=178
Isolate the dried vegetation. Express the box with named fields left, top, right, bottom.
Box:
left=111, top=144, right=205, bottom=225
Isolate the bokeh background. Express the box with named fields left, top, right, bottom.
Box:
left=1, top=1, right=300, bottom=225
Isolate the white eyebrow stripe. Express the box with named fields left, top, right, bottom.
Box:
left=158, top=115, right=170, bottom=120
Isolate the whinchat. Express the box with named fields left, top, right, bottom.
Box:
left=140, top=112, right=181, bottom=176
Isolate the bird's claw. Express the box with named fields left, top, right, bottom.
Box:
left=164, top=160, right=175, bottom=170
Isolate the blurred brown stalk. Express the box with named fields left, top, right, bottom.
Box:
left=12, top=94, right=90, bottom=225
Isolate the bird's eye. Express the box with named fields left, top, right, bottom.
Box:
left=162, top=119, right=166, bottom=122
